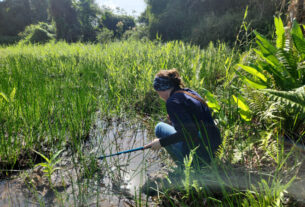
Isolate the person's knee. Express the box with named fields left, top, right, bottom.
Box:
left=154, top=122, right=164, bottom=138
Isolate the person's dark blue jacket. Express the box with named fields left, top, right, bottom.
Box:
left=159, top=88, right=221, bottom=162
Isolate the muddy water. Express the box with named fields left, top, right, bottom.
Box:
left=0, top=117, right=163, bottom=206
left=87, top=117, right=163, bottom=204
left=0, top=179, right=34, bottom=207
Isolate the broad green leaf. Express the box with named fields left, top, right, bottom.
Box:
left=203, top=89, right=220, bottom=112
left=292, top=19, right=303, bottom=40
left=237, top=64, right=267, bottom=82
left=33, top=149, right=50, bottom=163
left=274, top=17, right=285, bottom=49
left=232, top=94, right=250, bottom=112
left=239, top=109, right=252, bottom=122
left=253, top=48, right=277, bottom=68
left=232, top=94, right=252, bottom=121
left=254, top=31, right=277, bottom=54
left=292, top=34, right=305, bottom=54
left=243, top=77, right=268, bottom=89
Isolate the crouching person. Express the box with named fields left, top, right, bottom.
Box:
left=144, top=68, right=221, bottom=167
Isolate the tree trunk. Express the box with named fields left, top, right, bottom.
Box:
left=288, top=0, right=305, bottom=27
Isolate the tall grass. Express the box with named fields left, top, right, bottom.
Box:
left=0, top=40, right=232, bottom=173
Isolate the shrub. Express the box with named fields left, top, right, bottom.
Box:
left=96, top=28, right=114, bottom=43
left=19, top=22, right=55, bottom=44
left=237, top=17, right=305, bottom=139
left=190, top=12, right=244, bottom=47
left=122, top=25, right=149, bottom=41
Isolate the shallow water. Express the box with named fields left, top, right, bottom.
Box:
left=88, top=116, right=162, bottom=197
left=0, top=116, right=162, bottom=206
left=0, top=180, right=31, bottom=207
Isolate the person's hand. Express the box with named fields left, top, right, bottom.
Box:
left=144, top=138, right=161, bottom=151
left=166, top=114, right=172, bottom=125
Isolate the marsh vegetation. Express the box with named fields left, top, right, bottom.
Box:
left=0, top=16, right=305, bottom=206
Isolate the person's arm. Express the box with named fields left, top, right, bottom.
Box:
left=159, top=97, right=198, bottom=147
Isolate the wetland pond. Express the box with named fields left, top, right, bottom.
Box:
left=0, top=115, right=164, bottom=206
left=1, top=114, right=305, bottom=206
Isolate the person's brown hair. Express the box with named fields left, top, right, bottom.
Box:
left=156, top=68, right=185, bottom=89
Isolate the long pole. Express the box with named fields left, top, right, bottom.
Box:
left=98, top=146, right=149, bottom=159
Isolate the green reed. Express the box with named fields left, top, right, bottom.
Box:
left=0, top=40, right=232, bottom=171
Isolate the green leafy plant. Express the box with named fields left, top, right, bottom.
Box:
left=242, top=178, right=295, bottom=207
left=236, top=17, right=305, bottom=135
left=238, top=17, right=305, bottom=91
left=19, top=22, right=55, bottom=44
left=182, top=146, right=198, bottom=199
left=34, top=149, right=63, bottom=186
left=232, top=93, right=252, bottom=122
left=261, top=86, right=305, bottom=113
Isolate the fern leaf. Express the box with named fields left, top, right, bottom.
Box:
left=262, top=86, right=305, bottom=112
left=275, top=17, right=285, bottom=49
left=276, top=50, right=298, bottom=86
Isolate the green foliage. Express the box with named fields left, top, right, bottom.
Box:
left=0, top=0, right=31, bottom=36
left=75, top=0, right=100, bottom=42
left=34, top=149, right=63, bottom=186
left=242, top=179, right=292, bottom=207
left=122, top=25, right=149, bottom=41
left=191, top=11, right=244, bottom=47
left=0, top=92, right=8, bottom=103
left=236, top=17, right=305, bottom=137
left=232, top=94, right=252, bottom=122
left=202, top=88, right=221, bottom=112
left=262, top=86, right=305, bottom=113
left=100, top=9, right=136, bottom=38
left=0, top=37, right=302, bottom=206
left=0, top=0, right=48, bottom=38
left=143, top=0, right=283, bottom=46
left=182, top=146, right=198, bottom=198
left=96, top=28, right=114, bottom=43
left=19, top=22, right=55, bottom=44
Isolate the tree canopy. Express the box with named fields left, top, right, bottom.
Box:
left=141, top=0, right=286, bottom=46
left=0, top=0, right=288, bottom=45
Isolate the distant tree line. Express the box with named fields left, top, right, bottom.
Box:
left=140, top=0, right=288, bottom=47
left=0, top=0, right=289, bottom=46
left=0, top=0, right=136, bottom=44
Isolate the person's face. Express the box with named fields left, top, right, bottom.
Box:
left=156, top=88, right=172, bottom=101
